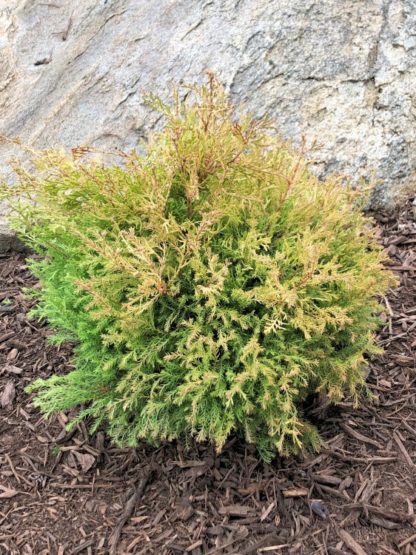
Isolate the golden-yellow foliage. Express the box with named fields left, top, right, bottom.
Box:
left=2, top=75, right=396, bottom=460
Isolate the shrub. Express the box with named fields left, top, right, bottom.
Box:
left=2, top=75, right=395, bottom=460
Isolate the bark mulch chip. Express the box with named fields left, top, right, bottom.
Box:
left=1, top=199, right=416, bottom=555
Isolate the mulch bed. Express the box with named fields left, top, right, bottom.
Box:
left=1, top=199, right=416, bottom=555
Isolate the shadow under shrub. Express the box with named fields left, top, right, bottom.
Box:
left=2, top=75, right=395, bottom=461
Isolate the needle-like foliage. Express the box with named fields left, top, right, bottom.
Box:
left=2, top=75, right=395, bottom=460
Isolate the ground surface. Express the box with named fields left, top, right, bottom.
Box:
left=0, top=200, right=416, bottom=555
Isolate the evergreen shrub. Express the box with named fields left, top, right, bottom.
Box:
left=3, top=76, right=395, bottom=460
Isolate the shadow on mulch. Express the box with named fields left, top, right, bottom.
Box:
left=1, top=199, right=416, bottom=555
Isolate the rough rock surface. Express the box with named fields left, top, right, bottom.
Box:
left=1, top=0, right=415, bottom=248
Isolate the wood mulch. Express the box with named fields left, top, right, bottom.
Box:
left=0, top=199, right=416, bottom=555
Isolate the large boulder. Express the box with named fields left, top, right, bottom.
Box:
left=1, top=0, right=415, bottom=248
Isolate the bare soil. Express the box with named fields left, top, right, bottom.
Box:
left=0, top=200, right=416, bottom=555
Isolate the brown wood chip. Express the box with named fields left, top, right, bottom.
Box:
left=218, top=504, right=253, bottom=517
left=282, top=487, right=308, bottom=498
left=1, top=380, right=15, bottom=408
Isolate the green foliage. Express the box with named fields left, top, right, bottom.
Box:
left=2, top=75, right=396, bottom=461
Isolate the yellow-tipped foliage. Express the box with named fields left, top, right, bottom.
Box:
left=2, top=75, right=396, bottom=460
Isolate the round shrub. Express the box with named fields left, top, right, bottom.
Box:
left=4, top=76, right=395, bottom=460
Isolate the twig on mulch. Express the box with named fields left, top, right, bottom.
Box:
left=108, top=467, right=153, bottom=555
left=341, top=503, right=415, bottom=525
left=338, top=529, right=367, bottom=555
left=398, top=533, right=416, bottom=549
left=393, top=431, right=415, bottom=468
left=340, top=423, right=383, bottom=449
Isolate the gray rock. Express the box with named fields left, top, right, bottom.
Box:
left=1, top=0, right=416, bottom=250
